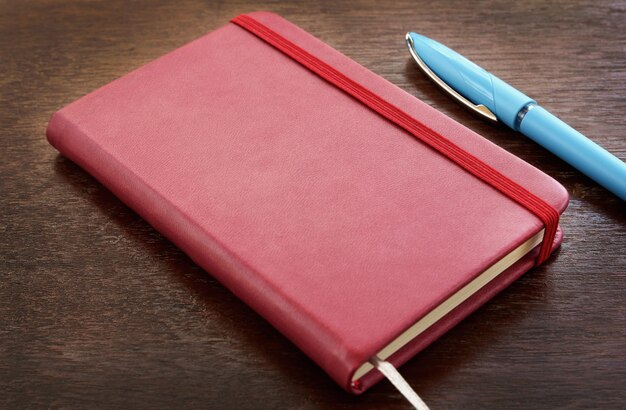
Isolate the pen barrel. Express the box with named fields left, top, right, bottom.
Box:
left=519, top=106, right=626, bottom=201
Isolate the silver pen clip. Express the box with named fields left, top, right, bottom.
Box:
left=405, top=33, right=498, bottom=123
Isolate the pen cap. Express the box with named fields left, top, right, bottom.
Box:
left=408, top=33, right=534, bottom=128
left=490, top=75, right=535, bottom=129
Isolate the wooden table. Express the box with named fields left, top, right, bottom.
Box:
left=2, top=1, right=625, bottom=408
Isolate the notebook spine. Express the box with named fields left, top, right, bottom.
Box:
left=45, top=111, right=348, bottom=386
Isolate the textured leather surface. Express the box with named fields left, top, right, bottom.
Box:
left=46, top=12, right=569, bottom=393
left=232, top=14, right=561, bottom=265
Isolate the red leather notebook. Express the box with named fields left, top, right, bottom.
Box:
left=46, top=12, right=568, bottom=397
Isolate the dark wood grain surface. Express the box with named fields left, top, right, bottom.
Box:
left=1, top=1, right=625, bottom=408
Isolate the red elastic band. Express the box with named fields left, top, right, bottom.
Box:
left=231, top=14, right=559, bottom=265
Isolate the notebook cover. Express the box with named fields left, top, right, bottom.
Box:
left=46, top=12, right=569, bottom=394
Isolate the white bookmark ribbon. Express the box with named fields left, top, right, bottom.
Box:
left=369, top=355, right=430, bottom=410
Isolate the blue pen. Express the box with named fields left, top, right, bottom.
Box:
left=406, top=32, right=626, bottom=201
